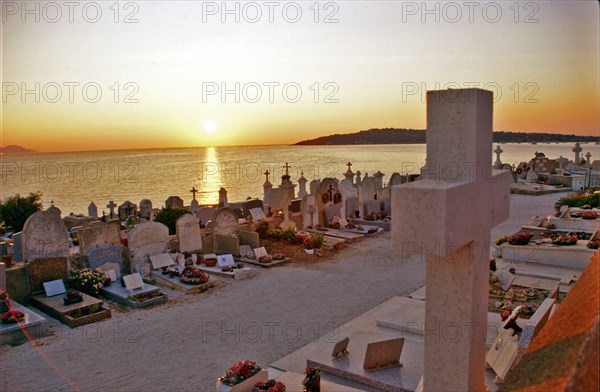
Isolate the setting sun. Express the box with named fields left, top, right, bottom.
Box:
left=204, top=120, right=218, bottom=134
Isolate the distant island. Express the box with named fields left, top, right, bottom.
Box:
left=294, top=128, right=599, bottom=145
left=0, top=145, right=37, bottom=154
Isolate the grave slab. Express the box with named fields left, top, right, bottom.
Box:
left=197, top=264, right=257, bottom=280
left=30, top=291, right=111, bottom=328
left=303, top=228, right=364, bottom=243
left=342, top=225, right=384, bottom=237
left=149, top=270, right=220, bottom=294
left=351, top=218, right=391, bottom=232
left=100, top=283, right=167, bottom=308
left=236, top=256, right=290, bottom=268
left=500, top=242, right=595, bottom=269
left=273, top=371, right=363, bottom=392
left=0, top=301, right=47, bottom=346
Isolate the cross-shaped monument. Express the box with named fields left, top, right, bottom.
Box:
left=283, top=162, right=291, bottom=177
left=264, top=170, right=271, bottom=184
left=573, top=142, right=582, bottom=164
left=346, top=162, right=352, bottom=171
left=392, top=89, right=512, bottom=391
left=493, top=144, right=503, bottom=169
left=190, top=187, right=199, bottom=201
left=585, top=152, right=592, bottom=167
left=107, top=201, right=117, bottom=219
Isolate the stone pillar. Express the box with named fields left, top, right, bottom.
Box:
left=297, top=173, right=308, bottom=198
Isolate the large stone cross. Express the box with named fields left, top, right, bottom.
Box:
left=493, top=144, right=503, bottom=169
left=283, top=162, right=291, bottom=177
left=392, top=89, right=512, bottom=391
left=190, top=187, right=199, bottom=201
left=264, top=169, right=271, bottom=184
left=573, top=142, right=582, bottom=164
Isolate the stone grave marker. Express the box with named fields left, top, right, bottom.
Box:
left=128, top=222, right=169, bottom=264
left=217, top=254, right=235, bottom=267
left=139, top=199, right=153, bottom=219
left=88, top=202, right=98, bottom=218
left=176, top=214, right=202, bottom=253
left=363, top=338, right=405, bottom=371
left=43, top=279, right=66, bottom=297
left=150, top=253, right=175, bottom=269
left=392, top=88, right=512, bottom=391
left=214, top=234, right=240, bottom=256
left=243, top=199, right=264, bottom=218
left=239, top=245, right=253, bottom=257
left=212, top=208, right=239, bottom=236
left=309, top=179, right=321, bottom=195
left=22, top=210, right=70, bottom=262
left=239, top=230, right=260, bottom=249
left=494, top=270, right=515, bottom=291
left=87, top=244, right=123, bottom=272
left=12, top=232, right=23, bottom=262
left=118, top=201, right=137, bottom=220
left=123, top=273, right=145, bottom=291
left=332, top=337, right=350, bottom=357
left=26, top=258, right=69, bottom=294
left=301, top=195, right=319, bottom=228
left=78, top=224, right=121, bottom=256
left=165, top=196, right=184, bottom=209
left=253, top=247, right=269, bottom=258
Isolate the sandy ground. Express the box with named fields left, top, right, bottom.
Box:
left=0, top=193, right=562, bottom=392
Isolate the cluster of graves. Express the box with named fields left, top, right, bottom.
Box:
left=501, top=142, right=600, bottom=195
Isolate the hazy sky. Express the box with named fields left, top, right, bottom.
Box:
left=2, top=0, right=599, bottom=152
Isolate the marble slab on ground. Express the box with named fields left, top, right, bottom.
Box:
left=1, top=302, right=47, bottom=345
left=100, top=283, right=167, bottom=308
left=235, top=257, right=290, bottom=268
left=303, top=228, right=365, bottom=242
left=272, top=296, right=424, bottom=392
left=495, top=258, right=582, bottom=294
left=501, top=242, right=595, bottom=269
left=374, top=297, right=504, bottom=349
left=149, top=270, right=220, bottom=294
left=274, top=370, right=364, bottom=392
left=196, top=265, right=257, bottom=280
left=351, top=219, right=391, bottom=231
left=30, top=291, right=111, bottom=328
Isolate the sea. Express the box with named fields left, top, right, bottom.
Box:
left=2, top=143, right=598, bottom=216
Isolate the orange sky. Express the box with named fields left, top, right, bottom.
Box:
left=2, top=1, right=598, bottom=152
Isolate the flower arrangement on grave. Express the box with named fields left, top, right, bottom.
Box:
left=311, top=233, right=324, bottom=249
left=256, top=220, right=269, bottom=238
left=500, top=307, right=513, bottom=321
left=63, top=290, right=83, bottom=305
left=303, top=236, right=315, bottom=250
left=1, top=309, right=25, bottom=324
left=581, top=211, right=598, bottom=220
left=375, top=210, right=388, bottom=220
left=508, top=232, right=533, bottom=245
left=294, top=231, right=309, bottom=245
left=302, top=367, right=321, bottom=392
left=551, top=234, right=578, bottom=246
left=252, top=380, right=286, bottom=392
left=258, top=255, right=273, bottom=264
left=219, top=360, right=262, bottom=386
left=273, top=253, right=286, bottom=261
left=494, top=236, right=508, bottom=246
left=179, top=267, right=209, bottom=285
left=69, top=268, right=106, bottom=297
left=587, top=239, right=599, bottom=249
left=328, top=217, right=341, bottom=229
left=104, top=276, right=112, bottom=287
left=519, top=304, right=539, bottom=319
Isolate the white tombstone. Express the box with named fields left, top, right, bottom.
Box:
left=176, top=214, right=202, bottom=253
left=139, top=199, right=153, bottom=219
left=297, top=173, right=308, bottom=199
left=525, top=167, right=538, bottom=183
left=392, top=89, right=511, bottom=391
left=301, top=195, right=318, bottom=229
left=128, top=222, right=169, bottom=265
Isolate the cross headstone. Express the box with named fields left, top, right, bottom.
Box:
left=392, top=89, right=512, bottom=391
left=88, top=202, right=98, bottom=218
left=573, top=142, right=582, bottom=164
left=190, top=187, right=199, bottom=201
left=585, top=152, right=592, bottom=168
left=493, top=145, right=503, bottom=169
left=264, top=170, right=271, bottom=184
left=107, top=201, right=117, bottom=219
left=283, top=162, right=291, bottom=177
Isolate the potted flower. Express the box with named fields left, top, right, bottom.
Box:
left=69, top=268, right=106, bottom=297
left=252, top=380, right=286, bottom=392
left=508, top=232, right=534, bottom=245
left=311, top=233, right=324, bottom=250
left=217, top=360, right=267, bottom=392
left=302, top=367, right=321, bottom=392
left=303, top=236, right=315, bottom=254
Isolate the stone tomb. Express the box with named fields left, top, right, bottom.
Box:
left=197, top=253, right=257, bottom=280
left=176, top=214, right=202, bottom=253
left=315, top=178, right=343, bottom=227
left=101, top=270, right=167, bottom=309
left=27, top=258, right=111, bottom=328
left=22, top=210, right=70, bottom=262
left=148, top=254, right=219, bottom=295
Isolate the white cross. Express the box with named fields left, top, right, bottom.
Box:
left=392, top=89, right=512, bottom=391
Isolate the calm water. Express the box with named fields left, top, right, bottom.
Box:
left=2, top=143, right=597, bottom=215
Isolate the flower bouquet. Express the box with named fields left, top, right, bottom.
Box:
left=1, top=309, right=25, bottom=324
left=302, top=367, right=321, bottom=392
left=252, top=380, right=286, bottom=392
left=581, top=211, right=598, bottom=220
left=587, top=239, right=599, bottom=249
left=219, top=360, right=263, bottom=387
left=63, top=291, right=83, bottom=305
left=552, top=234, right=578, bottom=246
left=258, top=255, right=273, bottom=264
left=246, top=252, right=256, bottom=259
left=179, top=267, right=209, bottom=285
left=69, top=268, right=106, bottom=297
left=494, top=236, right=508, bottom=246
left=519, top=304, right=539, bottom=319
left=273, top=253, right=286, bottom=261
left=508, top=232, right=533, bottom=245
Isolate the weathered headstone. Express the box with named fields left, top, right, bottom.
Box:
left=12, top=232, right=23, bottom=262
left=77, top=224, right=121, bottom=256
left=301, top=195, right=319, bottom=228
left=88, top=202, right=98, bottom=218
left=165, top=196, right=184, bottom=209
left=128, top=222, right=169, bottom=264
left=87, top=244, right=123, bottom=275
left=176, top=214, right=202, bottom=253
left=22, top=210, right=70, bottom=262
left=196, top=207, right=216, bottom=226
left=392, top=89, right=512, bottom=391
left=315, top=178, right=340, bottom=226
left=239, top=230, right=260, bottom=249
left=139, top=199, right=153, bottom=219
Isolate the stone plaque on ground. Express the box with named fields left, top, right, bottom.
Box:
left=217, top=254, right=235, bottom=267
left=87, top=244, right=122, bottom=271
left=150, top=253, right=175, bottom=269
left=253, top=247, right=268, bottom=258
left=22, top=210, right=70, bottom=262
left=494, top=270, right=515, bottom=291
left=239, top=230, right=259, bottom=249
left=363, top=338, right=405, bottom=371
left=176, top=214, right=202, bottom=253
left=332, top=337, right=350, bottom=357
left=43, top=279, right=66, bottom=297
left=123, top=273, right=145, bottom=291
